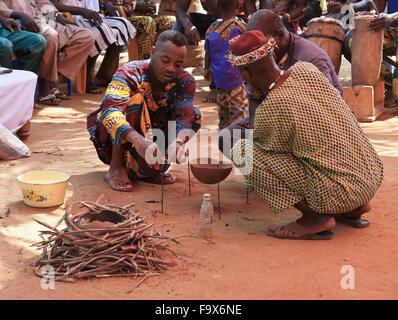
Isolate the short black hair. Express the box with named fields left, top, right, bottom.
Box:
left=155, top=30, right=188, bottom=48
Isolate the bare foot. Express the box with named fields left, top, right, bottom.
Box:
left=142, top=173, right=176, bottom=185
left=202, top=89, right=217, bottom=103
left=105, top=167, right=133, bottom=192
left=268, top=216, right=335, bottom=240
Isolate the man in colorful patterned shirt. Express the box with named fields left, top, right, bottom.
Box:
left=87, top=30, right=202, bottom=191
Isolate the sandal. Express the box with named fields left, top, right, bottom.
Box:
left=267, top=220, right=335, bottom=240
left=334, top=215, right=370, bottom=228
left=104, top=173, right=133, bottom=192
left=38, top=93, right=60, bottom=106
left=50, top=88, right=71, bottom=100
left=86, top=81, right=102, bottom=94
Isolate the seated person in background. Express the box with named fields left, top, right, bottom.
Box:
left=87, top=30, right=202, bottom=192
left=204, top=0, right=247, bottom=129
left=244, top=0, right=309, bottom=34
left=0, top=0, right=95, bottom=106
left=370, top=0, right=398, bottom=108
left=50, top=0, right=136, bottom=92
left=174, top=0, right=220, bottom=103
left=0, top=12, right=46, bottom=76
left=0, top=12, right=46, bottom=138
left=228, top=31, right=383, bottom=239
left=110, top=0, right=176, bottom=60
left=298, top=0, right=322, bottom=28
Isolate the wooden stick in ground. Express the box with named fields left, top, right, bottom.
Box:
left=187, top=149, right=191, bottom=196
left=126, top=274, right=150, bottom=294
left=217, top=163, right=221, bottom=220
left=160, top=173, right=165, bottom=213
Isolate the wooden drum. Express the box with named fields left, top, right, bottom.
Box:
left=306, top=17, right=345, bottom=74
left=351, top=15, right=383, bottom=87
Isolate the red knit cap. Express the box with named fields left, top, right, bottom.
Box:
left=230, top=30, right=267, bottom=56
left=227, top=31, right=277, bottom=67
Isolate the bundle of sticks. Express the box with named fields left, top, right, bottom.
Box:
left=31, top=200, right=183, bottom=291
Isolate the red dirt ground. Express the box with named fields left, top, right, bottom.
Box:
left=1, top=61, right=398, bottom=300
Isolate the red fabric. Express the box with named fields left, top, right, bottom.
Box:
left=236, top=0, right=245, bottom=19
left=230, top=30, right=267, bottom=56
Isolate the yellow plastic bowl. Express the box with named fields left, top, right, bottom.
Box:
left=16, top=170, right=71, bottom=208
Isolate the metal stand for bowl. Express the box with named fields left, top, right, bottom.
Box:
left=187, top=149, right=191, bottom=197
left=217, top=164, right=221, bottom=220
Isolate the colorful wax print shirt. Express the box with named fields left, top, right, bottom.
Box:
left=205, top=17, right=246, bottom=90
left=87, top=60, right=202, bottom=169
left=232, top=62, right=383, bottom=215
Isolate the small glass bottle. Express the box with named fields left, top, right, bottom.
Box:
left=199, top=193, right=214, bottom=238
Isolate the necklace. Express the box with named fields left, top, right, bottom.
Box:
left=269, top=70, right=285, bottom=91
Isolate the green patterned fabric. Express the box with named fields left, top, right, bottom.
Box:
left=232, top=61, right=383, bottom=215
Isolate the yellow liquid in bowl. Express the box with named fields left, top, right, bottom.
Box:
left=17, top=170, right=70, bottom=185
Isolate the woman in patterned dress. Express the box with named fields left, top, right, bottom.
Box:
left=227, top=30, right=383, bottom=239
left=204, top=0, right=247, bottom=129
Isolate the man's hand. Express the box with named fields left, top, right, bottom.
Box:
left=2, top=18, right=21, bottom=32
left=56, top=13, right=77, bottom=26
left=167, top=141, right=187, bottom=164
left=185, top=25, right=200, bottom=45
left=14, top=12, right=39, bottom=33
left=80, top=8, right=103, bottom=26
left=369, top=13, right=394, bottom=31
left=126, top=131, right=164, bottom=170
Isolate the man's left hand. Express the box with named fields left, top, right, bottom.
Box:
left=369, top=13, right=394, bottom=31
left=167, top=140, right=187, bottom=164
left=56, top=13, right=77, bottom=26
left=3, top=18, right=21, bottom=32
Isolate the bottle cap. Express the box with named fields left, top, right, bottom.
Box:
left=203, top=193, right=211, bottom=200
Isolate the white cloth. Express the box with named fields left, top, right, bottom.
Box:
left=84, top=0, right=100, bottom=12
left=0, top=69, right=36, bottom=133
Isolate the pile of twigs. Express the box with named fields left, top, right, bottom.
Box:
left=31, top=200, right=186, bottom=291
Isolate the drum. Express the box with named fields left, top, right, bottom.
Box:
left=351, top=15, right=384, bottom=87
left=306, top=17, right=345, bottom=74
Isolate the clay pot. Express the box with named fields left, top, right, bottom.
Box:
left=190, top=158, right=233, bottom=184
